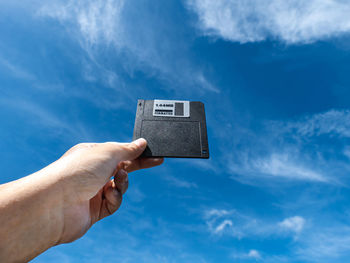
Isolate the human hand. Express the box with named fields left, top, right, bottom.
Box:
left=0, top=138, right=163, bottom=262
left=49, top=138, right=163, bottom=244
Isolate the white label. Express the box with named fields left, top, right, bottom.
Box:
left=153, top=100, right=190, bottom=117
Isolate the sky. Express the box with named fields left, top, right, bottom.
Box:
left=1, top=0, right=350, bottom=262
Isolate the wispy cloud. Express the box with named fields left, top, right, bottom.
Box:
left=187, top=0, right=350, bottom=44
left=272, top=109, right=350, bottom=138
left=258, top=156, right=323, bottom=182
left=279, top=216, right=306, bottom=234
left=39, top=0, right=124, bottom=47
left=247, top=249, right=261, bottom=260
left=205, top=209, right=230, bottom=218
left=204, top=208, right=304, bottom=240
left=0, top=56, right=36, bottom=81
left=231, top=249, right=262, bottom=261
left=224, top=109, right=350, bottom=185
left=39, top=0, right=219, bottom=94
left=232, top=250, right=292, bottom=263
left=204, top=208, right=249, bottom=238
left=204, top=209, right=350, bottom=262
left=214, top=219, right=233, bottom=234
left=296, top=226, right=350, bottom=262
left=163, top=175, right=198, bottom=189
left=247, top=250, right=262, bottom=260
left=231, top=153, right=327, bottom=183
left=0, top=97, right=93, bottom=142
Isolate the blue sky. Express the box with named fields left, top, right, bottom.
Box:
left=2, top=0, right=350, bottom=262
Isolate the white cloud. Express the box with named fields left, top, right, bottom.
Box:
left=279, top=216, right=306, bottom=234
left=40, top=0, right=124, bottom=47
left=248, top=250, right=262, bottom=260
left=39, top=0, right=218, bottom=94
left=205, top=208, right=350, bottom=262
left=204, top=208, right=250, bottom=238
left=214, top=220, right=233, bottom=234
left=204, top=208, right=303, bottom=240
left=232, top=249, right=262, bottom=261
left=279, top=109, right=350, bottom=138
left=229, top=152, right=328, bottom=184
left=205, top=209, right=230, bottom=218
left=252, top=154, right=327, bottom=182
left=187, top=0, right=350, bottom=44
left=226, top=109, right=350, bottom=185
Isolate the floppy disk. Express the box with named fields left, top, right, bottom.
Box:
left=133, top=99, right=209, bottom=158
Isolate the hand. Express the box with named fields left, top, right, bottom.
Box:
left=0, top=138, right=163, bottom=262
left=53, top=138, right=163, bottom=243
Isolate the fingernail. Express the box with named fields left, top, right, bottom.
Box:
left=152, top=158, right=163, bottom=162
left=133, top=138, right=147, bottom=147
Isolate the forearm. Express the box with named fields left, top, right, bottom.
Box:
left=0, top=168, right=64, bottom=262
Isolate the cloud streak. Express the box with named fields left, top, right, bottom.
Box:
left=188, top=0, right=350, bottom=44
left=39, top=0, right=219, bottom=94
left=231, top=153, right=327, bottom=183
left=296, top=225, right=350, bottom=262
left=0, top=56, right=36, bottom=81
left=39, top=0, right=124, bottom=47
left=0, top=97, right=93, bottom=142
left=225, top=109, right=350, bottom=185
left=273, top=109, right=350, bottom=138
left=214, top=219, right=233, bottom=234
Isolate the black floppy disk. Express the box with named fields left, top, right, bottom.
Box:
left=133, top=99, right=209, bottom=158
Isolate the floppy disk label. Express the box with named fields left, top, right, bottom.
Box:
left=153, top=100, right=190, bottom=117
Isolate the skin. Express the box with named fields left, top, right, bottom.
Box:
left=0, top=138, right=163, bottom=262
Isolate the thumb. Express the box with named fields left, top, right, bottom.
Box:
left=116, top=138, right=147, bottom=162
